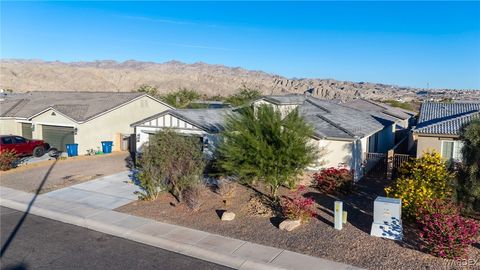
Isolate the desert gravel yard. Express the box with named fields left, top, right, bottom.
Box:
left=117, top=177, right=480, bottom=270
left=0, top=152, right=131, bottom=193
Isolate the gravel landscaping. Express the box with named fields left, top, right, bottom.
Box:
left=0, top=152, right=131, bottom=193
left=117, top=176, right=480, bottom=270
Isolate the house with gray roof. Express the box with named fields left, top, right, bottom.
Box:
left=341, top=99, right=416, bottom=129
left=131, top=108, right=234, bottom=158
left=413, top=102, right=480, bottom=160
left=132, top=93, right=402, bottom=180
left=253, top=94, right=400, bottom=180
left=0, top=91, right=172, bottom=154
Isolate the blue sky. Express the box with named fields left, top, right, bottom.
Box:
left=1, top=1, right=479, bottom=89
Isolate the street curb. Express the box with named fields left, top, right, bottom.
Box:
left=0, top=197, right=286, bottom=270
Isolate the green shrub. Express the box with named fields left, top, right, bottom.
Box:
left=0, top=150, right=18, bottom=171
left=385, top=151, right=454, bottom=220
left=217, top=105, right=317, bottom=200
left=225, top=87, right=261, bottom=107
left=456, top=119, right=480, bottom=214
left=138, top=130, right=205, bottom=201
left=161, top=88, right=200, bottom=108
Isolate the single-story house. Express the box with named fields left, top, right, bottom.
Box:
left=413, top=102, right=480, bottom=160
left=133, top=93, right=402, bottom=181
left=341, top=99, right=416, bottom=129
left=253, top=95, right=399, bottom=180
left=131, top=108, right=233, bottom=158
left=0, top=91, right=172, bottom=154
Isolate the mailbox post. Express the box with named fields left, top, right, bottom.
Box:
left=370, top=196, right=402, bottom=240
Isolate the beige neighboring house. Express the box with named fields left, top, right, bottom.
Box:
left=413, top=102, right=480, bottom=160
left=0, top=91, right=172, bottom=154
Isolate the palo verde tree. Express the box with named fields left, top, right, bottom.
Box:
left=138, top=129, right=205, bottom=202
left=217, top=105, right=317, bottom=200
left=161, top=88, right=200, bottom=108
left=456, top=119, right=480, bottom=213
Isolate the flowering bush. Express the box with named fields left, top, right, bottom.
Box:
left=385, top=151, right=453, bottom=220
left=281, top=186, right=316, bottom=222
left=417, top=199, right=479, bottom=259
left=0, top=150, right=18, bottom=171
left=313, top=167, right=353, bottom=195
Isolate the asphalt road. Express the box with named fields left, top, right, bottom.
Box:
left=0, top=207, right=232, bottom=270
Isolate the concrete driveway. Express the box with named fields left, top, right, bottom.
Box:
left=0, top=152, right=132, bottom=194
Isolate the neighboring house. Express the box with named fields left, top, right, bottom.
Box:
left=0, top=91, right=172, bottom=154
left=131, top=108, right=233, bottom=158
left=413, top=102, right=480, bottom=160
left=253, top=94, right=399, bottom=180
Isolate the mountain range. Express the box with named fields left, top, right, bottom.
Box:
left=0, top=59, right=472, bottom=101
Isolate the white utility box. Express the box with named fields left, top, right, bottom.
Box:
left=370, top=196, right=402, bottom=241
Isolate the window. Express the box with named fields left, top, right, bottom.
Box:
left=441, top=140, right=463, bottom=161
left=1, top=136, right=13, bottom=145
left=14, top=136, right=27, bottom=144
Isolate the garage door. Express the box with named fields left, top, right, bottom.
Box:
left=42, top=125, right=74, bottom=152
left=21, top=123, right=32, bottom=139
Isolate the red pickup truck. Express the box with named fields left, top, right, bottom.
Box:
left=0, top=135, right=49, bottom=157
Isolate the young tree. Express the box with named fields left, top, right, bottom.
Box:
left=138, top=130, right=205, bottom=202
left=456, top=119, right=480, bottom=213
left=135, top=84, right=159, bottom=97
left=225, top=87, right=262, bottom=107
left=161, top=88, right=200, bottom=108
left=217, top=105, right=317, bottom=200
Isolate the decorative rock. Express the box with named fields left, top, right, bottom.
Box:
left=221, top=211, right=236, bottom=221
left=279, top=219, right=301, bottom=231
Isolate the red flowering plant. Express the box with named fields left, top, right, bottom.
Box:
left=416, top=199, right=479, bottom=259
left=313, top=167, right=353, bottom=195
left=280, top=185, right=316, bottom=223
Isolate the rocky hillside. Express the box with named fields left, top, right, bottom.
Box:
left=0, top=59, right=468, bottom=101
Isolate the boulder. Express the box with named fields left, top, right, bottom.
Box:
left=279, top=219, right=301, bottom=231
left=221, top=211, right=236, bottom=221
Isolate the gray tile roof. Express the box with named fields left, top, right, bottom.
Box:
left=0, top=91, right=148, bottom=122
left=299, top=98, right=385, bottom=139
left=414, top=102, right=480, bottom=135
left=341, top=99, right=415, bottom=121
left=173, top=108, right=234, bottom=133
left=133, top=94, right=390, bottom=140
left=261, top=94, right=308, bottom=105
left=132, top=108, right=234, bottom=133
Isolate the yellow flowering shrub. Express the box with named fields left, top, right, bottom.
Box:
left=385, top=151, right=454, bottom=220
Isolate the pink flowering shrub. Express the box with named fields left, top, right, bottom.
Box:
left=281, top=186, right=316, bottom=222
left=313, top=167, right=353, bottom=195
left=416, top=199, right=479, bottom=259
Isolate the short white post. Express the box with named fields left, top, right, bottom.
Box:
left=334, top=201, right=343, bottom=230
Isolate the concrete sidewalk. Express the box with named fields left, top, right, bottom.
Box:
left=1, top=181, right=361, bottom=270
left=41, top=171, right=139, bottom=209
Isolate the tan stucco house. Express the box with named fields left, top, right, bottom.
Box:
left=132, top=94, right=401, bottom=181
left=413, top=102, right=480, bottom=160
left=0, top=91, right=172, bottom=154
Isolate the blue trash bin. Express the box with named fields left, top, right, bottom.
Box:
left=66, top=144, right=78, bottom=157
left=101, top=141, right=113, bottom=154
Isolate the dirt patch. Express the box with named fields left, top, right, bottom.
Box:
left=0, top=152, right=131, bottom=193
left=117, top=178, right=480, bottom=270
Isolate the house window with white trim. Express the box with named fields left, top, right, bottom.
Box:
left=441, top=140, right=463, bottom=161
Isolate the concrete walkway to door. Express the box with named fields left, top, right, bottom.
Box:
left=40, top=171, right=140, bottom=210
